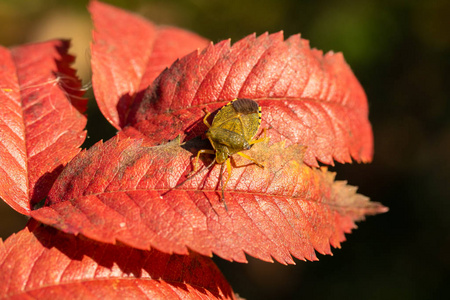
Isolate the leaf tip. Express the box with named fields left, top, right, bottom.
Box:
left=270, top=30, right=284, bottom=40
left=378, top=205, right=389, bottom=214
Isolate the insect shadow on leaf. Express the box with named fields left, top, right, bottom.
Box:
left=176, top=98, right=268, bottom=210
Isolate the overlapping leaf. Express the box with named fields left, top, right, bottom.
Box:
left=32, top=136, right=387, bottom=264
left=0, top=221, right=234, bottom=299
left=89, top=1, right=372, bottom=166
left=90, top=0, right=209, bottom=129
left=0, top=40, right=87, bottom=215
left=124, top=32, right=373, bottom=167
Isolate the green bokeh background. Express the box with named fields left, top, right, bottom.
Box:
left=1, top=0, right=449, bottom=299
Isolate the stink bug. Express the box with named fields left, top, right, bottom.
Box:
left=194, top=98, right=267, bottom=204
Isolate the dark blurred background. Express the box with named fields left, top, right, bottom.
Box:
left=1, top=0, right=449, bottom=299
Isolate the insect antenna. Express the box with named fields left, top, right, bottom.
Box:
left=219, top=162, right=229, bottom=211
left=165, top=157, right=216, bottom=195
left=163, top=156, right=229, bottom=211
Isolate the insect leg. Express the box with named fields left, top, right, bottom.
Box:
left=249, top=128, right=269, bottom=145
left=223, top=158, right=233, bottom=192
left=202, top=109, right=212, bottom=128
left=194, top=149, right=216, bottom=171
left=236, top=152, right=264, bottom=168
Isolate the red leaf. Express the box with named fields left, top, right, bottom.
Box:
left=126, top=32, right=373, bottom=167
left=0, top=222, right=235, bottom=299
left=31, top=136, right=387, bottom=264
left=90, top=1, right=209, bottom=129
left=0, top=40, right=87, bottom=215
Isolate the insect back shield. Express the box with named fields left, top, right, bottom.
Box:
left=207, top=98, right=261, bottom=161
left=195, top=98, right=266, bottom=205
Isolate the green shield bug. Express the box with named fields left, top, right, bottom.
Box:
left=194, top=98, right=267, bottom=206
